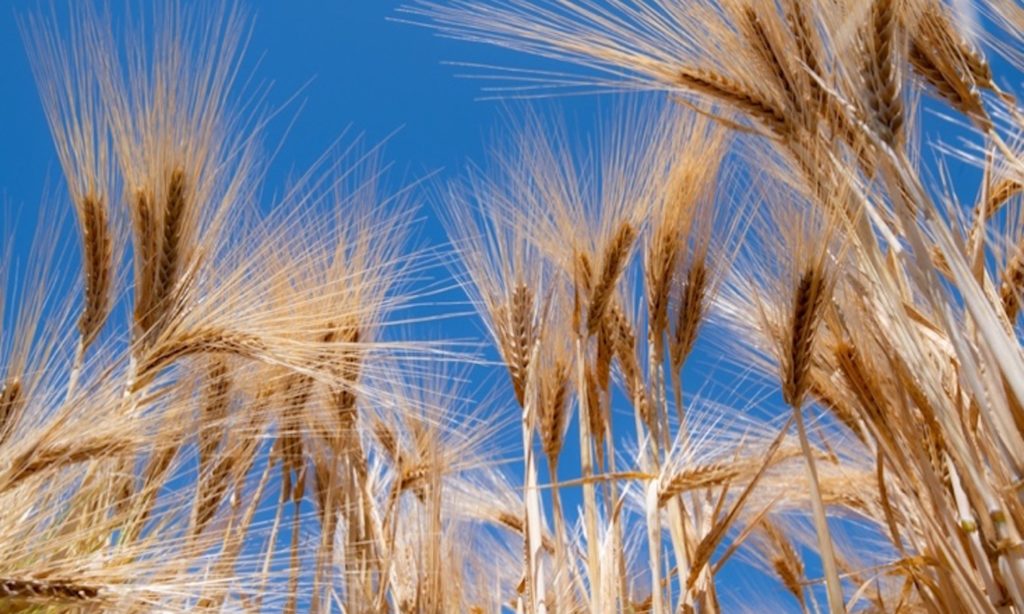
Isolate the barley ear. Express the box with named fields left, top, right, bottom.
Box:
left=759, top=520, right=806, bottom=608
left=671, top=259, right=709, bottom=370
left=676, top=68, right=788, bottom=138
left=0, top=377, right=24, bottom=447
left=586, top=222, right=635, bottom=335
left=1000, top=239, right=1024, bottom=322
left=159, top=168, right=188, bottom=292
left=496, top=283, right=535, bottom=407
left=783, top=266, right=829, bottom=407
left=539, top=360, right=570, bottom=466
left=0, top=578, right=101, bottom=603
left=78, top=193, right=113, bottom=348
left=863, top=0, right=904, bottom=148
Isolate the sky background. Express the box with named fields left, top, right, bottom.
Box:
left=0, top=0, right=613, bottom=360
left=0, top=1, right=999, bottom=611
left=0, top=2, right=773, bottom=608
left=0, top=0, right=605, bottom=214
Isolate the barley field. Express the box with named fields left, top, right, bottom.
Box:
left=1, top=1, right=1023, bottom=612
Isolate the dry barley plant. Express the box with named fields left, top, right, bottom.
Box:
left=7, top=0, right=1024, bottom=613
left=406, top=0, right=1024, bottom=612
left=0, top=3, right=534, bottom=612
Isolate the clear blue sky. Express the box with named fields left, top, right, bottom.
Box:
left=0, top=2, right=996, bottom=611
left=0, top=1, right=604, bottom=212
left=0, top=3, right=782, bottom=609
left=0, top=0, right=611, bottom=358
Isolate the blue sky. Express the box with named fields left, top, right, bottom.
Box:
left=0, top=2, right=769, bottom=608
left=0, top=1, right=598, bottom=218
left=0, top=0, right=613, bottom=355
left=0, top=1, right=1001, bottom=611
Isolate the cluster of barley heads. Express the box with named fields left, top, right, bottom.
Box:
left=3, top=0, right=1024, bottom=612
left=416, top=0, right=1024, bottom=611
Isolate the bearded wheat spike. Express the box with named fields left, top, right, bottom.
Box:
left=135, top=328, right=267, bottom=391
left=921, top=1, right=995, bottom=90
left=835, top=341, right=891, bottom=429
left=609, top=301, right=653, bottom=430
left=501, top=283, right=535, bottom=407
left=194, top=451, right=236, bottom=535
left=672, top=259, right=709, bottom=370
left=741, top=5, right=800, bottom=112
left=198, top=358, right=231, bottom=469
left=676, top=67, right=788, bottom=137
left=783, top=267, right=828, bottom=407
left=759, top=519, right=806, bottom=607
left=156, top=167, right=188, bottom=312
left=6, top=436, right=136, bottom=489
left=540, top=360, right=570, bottom=464
left=576, top=250, right=594, bottom=296
left=133, top=187, right=160, bottom=336
left=587, top=222, right=635, bottom=335
left=1000, top=239, right=1024, bottom=322
left=372, top=420, right=400, bottom=464
left=646, top=225, right=679, bottom=342
left=78, top=194, right=113, bottom=347
left=864, top=0, right=903, bottom=147
left=908, top=8, right=991, bottom=130
left=784, top=0, right=822, bottom=79
left=658, top=461, right=743, bottom=505
left=0, top=578, right=100, bottom=603
left=984, top=178, right=1023, bottom=219
left=0, top=377, right=24, bottom=447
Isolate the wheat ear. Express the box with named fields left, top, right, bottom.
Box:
left=0, top=578, right=101, bottom=603
left=0, top=377, right=24, bottom=447
left=863, top=0, right=904, bottom=147
left=676, top=68, right=788, bottom=137
left=1000, top=239, right=1024, bottom=322
left=78, top=193, right=113, bottom=348
left=784, top=265, right=844, bottom=613
left=586, top=222, right=635, bottom=335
